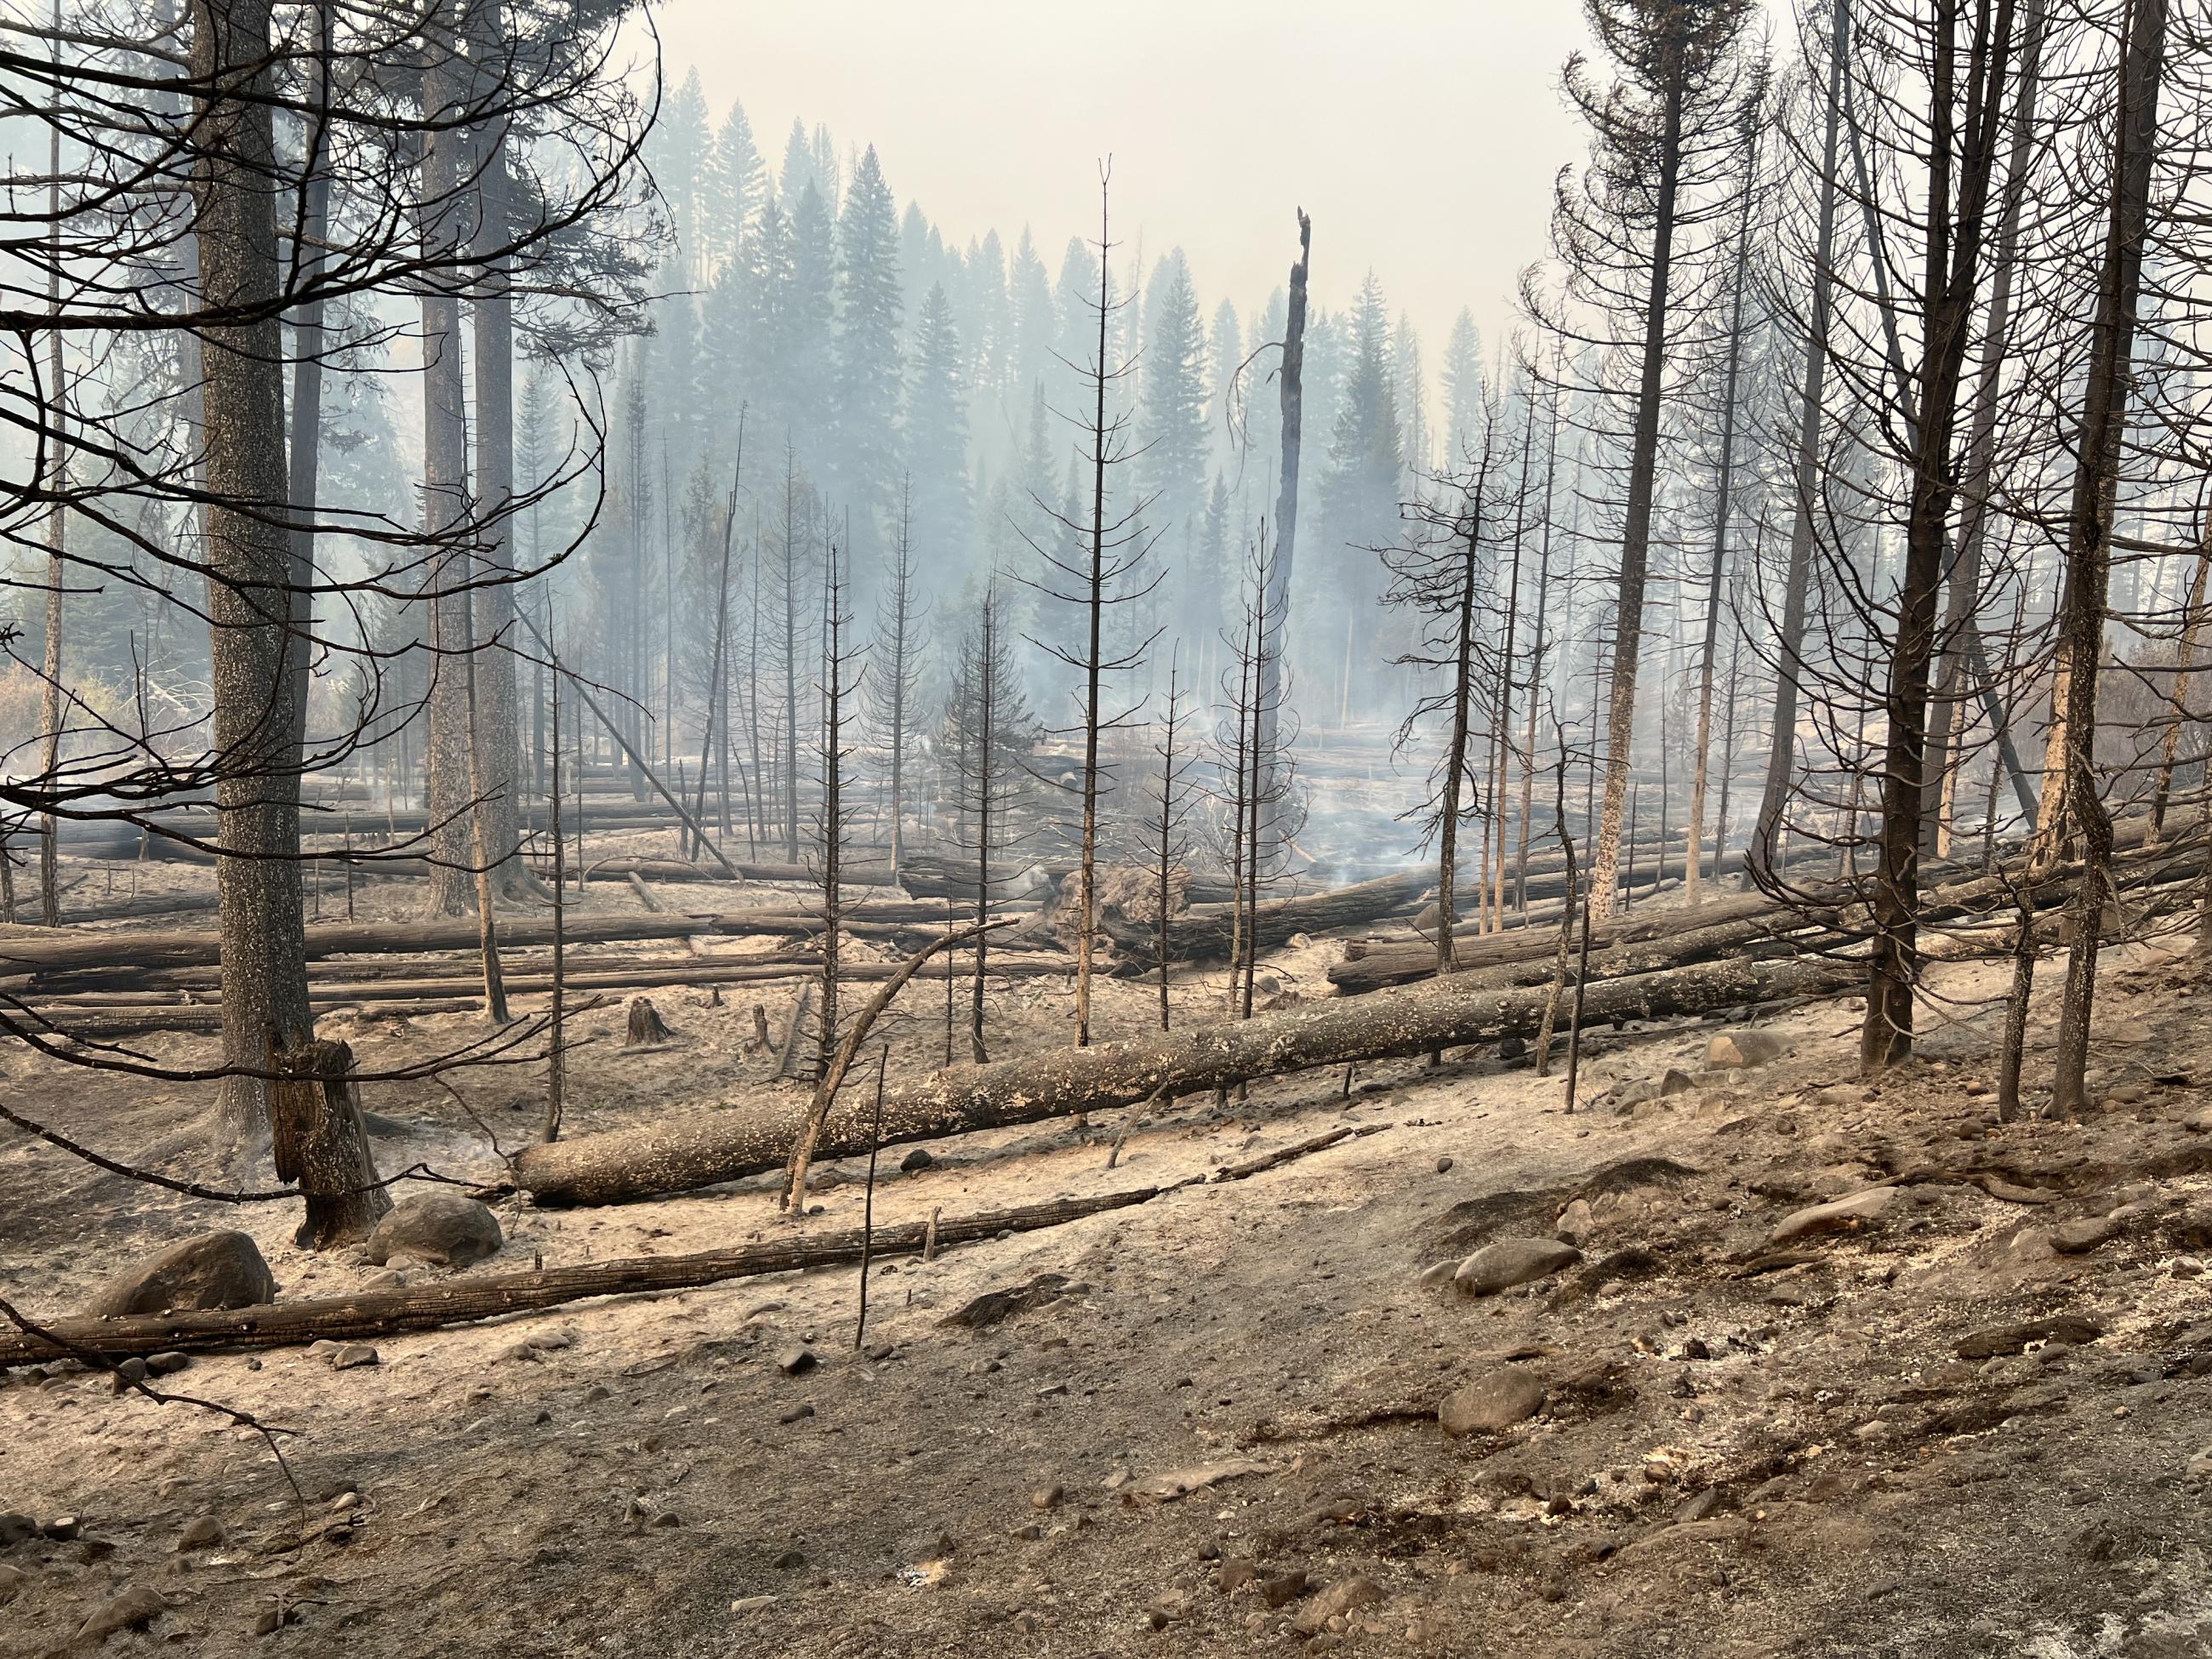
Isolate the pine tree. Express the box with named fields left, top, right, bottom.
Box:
left=1140, top=248, right=1211, bottom=632
left=1320, top=274, right=1405, bottom=626
left=653, top=69, right=713, bottom=279
left=833, top=145, right=904, bottom=556
left=703, top=96, right=766, bottom=272
left=778, top=117, right=818, bottom=205
left=1441, top=308, right=1485, bottom=466
left=906, top=282, right=972, bottom=584
left=1008, top=228, right=1057, bottom=402
left=1206, top=298, right=1242, bottom=465
left=788, top=180, right=838, bottom=452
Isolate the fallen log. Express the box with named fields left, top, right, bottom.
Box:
left=0, top=1118, right=1385, bottom=1365
left=0, top=1190, right=1160, bottom=1366
left=510, top=951, right=1860, bottom=1205
left=0, top=899, right=952, bottom=984
left=1331, top=890, right=1812, bottom=995
left=1098, top=869, right=1432, bottom=966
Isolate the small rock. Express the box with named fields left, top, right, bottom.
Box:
left=1031, top=1484, right=1063, bottom=1511
left=772, top=1548, right=805, bottom=1569
left=1415, top=1259, right=1457, bottom=1290
left=1454, top=1238, right=1582, bottom=1296
left=1707, top=1029, right=1786, bottom=1069
left=1497, top=1035, right=1528, bottom=1063
left=1659, top=1068, right=1696, bottom=1097
left=175, top=1517, right=224, bottom=1552
left=145, top=1352, right=191, bottom=1377
left=900, top=1148, right=935, bottom=1173
left=253, top=1608, right=283, bottom=1638
left=776, top=1345, right=818, bottom=1377
left=0, top=1564, right=25, bottom=1605
left=330, top=1343, right=379, bottom=1371
left=1769, top=1187, right=1894, bottom=1245
left=0, top=1514, right=35, bottom=1548
left=1440, top=1365, right=1547, bottom=1436
left=1293, top=1577, right=1382, bottom=1636
left=77, top=1584, right=166, bottom=1643
left=778, top=1404, right=815, bottom=1425
left=1435, top=1155, right=1455, bottom=1175
left=1259, top=1570, right=1308, bottom=1608
left=367, top=1193, right=503, bottom=1268
left=1217, top=1558, right=1258, bottom=1593
left=360, top=1270, right=406, bottom=1292
left=1675, top=1488, right=1725, bottom=1524
left=111, top=1355, right=149, bottom=1393
left=2054, top=1216, right=2122, bottom=1256
left=42, top=1516, right=81, bottom=1541
left=730, top=1594, right=777, bottom=1614
left=84, top=1231, right=275, bottom=1318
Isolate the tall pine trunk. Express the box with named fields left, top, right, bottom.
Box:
left=2051, top=0, right=2166, bottom=1113
left=191, top=0, right=313, bottom=1146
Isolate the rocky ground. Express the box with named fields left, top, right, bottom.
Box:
left=4, top=862, right=2212, bottom=1658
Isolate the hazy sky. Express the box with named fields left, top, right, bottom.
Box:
left=649, top=0, right=1594, bottom=356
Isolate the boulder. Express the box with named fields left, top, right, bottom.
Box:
left=1707, top=1029, right=1786, bottom=1069
left=1440, top=1366, right=1547, bottom=1436
left=366, top=1193, right=502, bottom=1268
left=1768, top=1186, right=1894, bottom=1245
left=77, top=1585, right=165, bottom=1643
left=1454, top=1237, right=1582, bottom=1296
left=1292, top=1576, right=1382, bottom=1635
left=2053, top=1215, right=2122, bottom=1256
left=84, top=1231, right=275, bottom=1318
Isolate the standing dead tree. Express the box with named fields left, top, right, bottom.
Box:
left=2050, top=0, right=2169, bottom=1114
left=1384, top=386, right=1518, bottom=974
left=1022, top=170, right=1163, bottom=1047
left=867, top=478, right=927, bottom=877
left=945, top=584, right=1040, bottom=1063
left=812, top=534, right=863, bottom=1086
left=1528, top=0, right=1759, bottom=921
left=1138, top=649, right=1198, bottom=1030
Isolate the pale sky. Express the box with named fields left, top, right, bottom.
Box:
left=647, top=0, right=1593, bottom=355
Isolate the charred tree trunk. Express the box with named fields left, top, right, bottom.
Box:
left=2051, top=0, right=2166, bottom=1115
left=512, top=953, right=1859, bottom=1206
left=191, top=0, right=314, bottom=1146
left=1753, top=0, right=1848, bottom=882
left=271, top=1038, right=389, bottom=1249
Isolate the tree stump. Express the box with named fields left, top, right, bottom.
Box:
left=272, top=1039, right=391, bottom=1250
left=625, top=996, right=674, bottom=1049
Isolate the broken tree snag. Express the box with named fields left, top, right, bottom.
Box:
left=624, top=997, right=673, bottom=1049
left=511, top=953, right=1859, bottom=1206
left=1097, top=869, right=1430, bottom=967
left=0, top=1190, right=1165, bottom=1367
left=772, top=984, right=814, bottom=1080
left=783, top=916, right=1016, bottom=1213
left=271, top=1039, right=391, bottom=1250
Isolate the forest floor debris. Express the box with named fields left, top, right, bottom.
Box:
left=3, top=861, right=2212, bottom=1656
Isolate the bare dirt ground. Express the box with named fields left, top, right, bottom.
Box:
left=5, top=858, right=2212, bottom=1657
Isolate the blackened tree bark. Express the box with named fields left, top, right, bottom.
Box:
left=2050, top=0, right=2167, bottom=1114
left=468, top=0, right=523, bottom=892
left=421, top=20, right=474, bottom=916
left=1860, top=0, right=2021, bottom=1073
left=190, top=0, right=314, bottom=1145
left=1752, top=0, right=1848, bottom=882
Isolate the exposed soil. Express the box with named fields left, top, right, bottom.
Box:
left=5, top=861, right=2212, bottom=1658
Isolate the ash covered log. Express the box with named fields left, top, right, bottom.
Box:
left=510, top=952, right=1858, bottom=1206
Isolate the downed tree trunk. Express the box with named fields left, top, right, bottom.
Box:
left=0, top=900, right=954, bottom=984
left=1331, top=888, right=1800, bottom=995
left=511, top=951, right=1859, bottom=1205
left=0, top=1117, right=1385, bottom=1367
left=1098, top=869, right=1431, bottom=966
left=0, top=1189, right=1160, bottom=1366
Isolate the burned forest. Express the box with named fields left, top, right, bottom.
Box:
left=10, top=2, right=2212, bottom=1655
